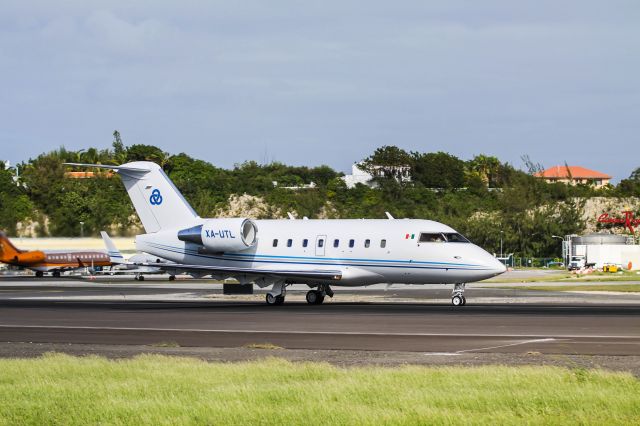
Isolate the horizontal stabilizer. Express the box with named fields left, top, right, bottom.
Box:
left=64, top=163, right=150, bottom=174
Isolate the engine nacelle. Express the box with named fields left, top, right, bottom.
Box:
left=177, top=218, right=258, bottom=252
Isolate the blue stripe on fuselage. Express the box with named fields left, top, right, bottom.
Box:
left=143, top=241, right=492, bottom=271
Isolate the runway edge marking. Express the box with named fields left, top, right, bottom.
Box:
left=0, top=325, right=638, bottom=339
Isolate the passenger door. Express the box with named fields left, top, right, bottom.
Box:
left=315, top=235, right=326, bottom=256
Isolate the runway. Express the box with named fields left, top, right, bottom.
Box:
left=1, top=278, right=639, bottom=356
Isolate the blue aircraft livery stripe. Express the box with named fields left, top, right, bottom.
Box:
left=146, top=241, right=483, bottom=267
left=144, top=242, right=493, bottom=271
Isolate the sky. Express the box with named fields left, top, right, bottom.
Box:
left=1, top=1, right=638, bottom=181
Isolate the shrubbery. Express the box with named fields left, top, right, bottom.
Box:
left=1, top=135, right=637, bottom=258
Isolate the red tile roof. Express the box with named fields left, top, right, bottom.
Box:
left=535, top=166, right=611, bottom=179
left=64, top=171, right=114, bottom=179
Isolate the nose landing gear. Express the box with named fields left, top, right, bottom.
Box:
left=266, top=282, right=287, bottom=305
left=451, top=283, right=466, bottom=306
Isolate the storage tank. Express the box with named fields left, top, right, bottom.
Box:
left=571, top=233, right=628, bottom=246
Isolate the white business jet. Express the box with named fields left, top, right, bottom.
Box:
left=66, top=161, right=506, bottom=306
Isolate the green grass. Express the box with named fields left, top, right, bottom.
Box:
left=499, top=284, right=640, bottom=293
left=486, top=270, right=640, bottom=283
left=1, top=354, right=639, bottom=425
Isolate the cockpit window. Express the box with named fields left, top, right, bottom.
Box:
left=419, top=233, right=446, bottom=243
left=444, top=233, right=470, bottom=243
left=419, top=232, right=470, bottom=243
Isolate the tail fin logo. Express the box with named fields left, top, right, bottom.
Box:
left=149, top=189, right=163, bottom=206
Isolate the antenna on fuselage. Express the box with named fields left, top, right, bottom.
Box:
left=385, top=212, right=394, bottom=220
left=287, top=212, right=296, bottom=220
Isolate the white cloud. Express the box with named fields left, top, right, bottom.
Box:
left=0, top=1, right=638, bottom=179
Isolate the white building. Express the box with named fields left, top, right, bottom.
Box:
left=341, top=163, right=411, bottom=189
left=564, top=233, right=640, bottom=270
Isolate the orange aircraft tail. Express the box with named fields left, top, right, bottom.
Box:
left=0, top=232, right=22, bottom=262
left=0, top=232, right=45, bottom=265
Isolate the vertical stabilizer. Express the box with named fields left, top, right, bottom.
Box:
left=0, top=232, right=21, bottom=262
left=100, top=231, right=125, bottom=264
left=65, top=162, right=200, bottom=233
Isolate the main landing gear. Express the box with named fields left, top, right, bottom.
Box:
left=265, top=283, right=335, bottom=305
left=306, top=284, right=334, bottom=305
left=451, top=283, right=466, bottom=306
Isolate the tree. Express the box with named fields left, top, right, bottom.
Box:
left=126, top=144, right=171, bottom=170
left=412, top=152, right=465, bottom=189
left=112, top=130, right=127, bottom=164
left=467, top=155, right=501, bottom=187
left=0, top=162, right=34, bottom=234
left=618, top=167, right=640, bottom=196
left=359, top=146, right=412, bottom=181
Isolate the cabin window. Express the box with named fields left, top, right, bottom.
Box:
left=318, top=239, right=324, bottom=248
left=273, top=239, right=278, bottom=247
left=364, top=239, right=370, bottom=248
left=287, top=239, right=293, bottom=247
left=303, top=239, right=308, bottom=248
left=334, top=239, right=339, bottom=248
left=380, top=239, right=386, bottom=248
left=349, top=239, right=355, bottom=248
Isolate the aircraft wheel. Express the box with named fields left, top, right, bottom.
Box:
left=168, top=275, right=176, bottom=281
left=138, top=275, right=145, bottom=281
left=35, top=271, right=44, bottom=278
left=451, top=295, right=464, bottom=306
left=306, top=290, right=318, bottom=304
left=52, top=271, right=61, bottom=278
left=461, top=296, right=467, bottom=306
left=306, top=290, right=326, bottom=305
left=266, top=293, right=285, bottom=305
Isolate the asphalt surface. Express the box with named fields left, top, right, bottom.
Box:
left=1, top=277, right=639, bottom=357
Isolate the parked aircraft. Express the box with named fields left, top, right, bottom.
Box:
left=0, top=232, right=111, bottom=277
left=100, top=231, right=178, bottom=281
left=65, top=161, right=506, bottom=305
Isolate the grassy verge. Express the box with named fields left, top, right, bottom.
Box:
left=498, top=284, right=640, bottom=293
left=1, top=354, right=639, bottom=425
left=486, top=271, right=640, bottom=283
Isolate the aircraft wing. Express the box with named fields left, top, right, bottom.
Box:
left=132, top=262, right=343, bottom=281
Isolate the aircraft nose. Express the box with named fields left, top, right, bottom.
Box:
left=490, top=256, right=507, bottom=275
left=494, top=258, right=507, bottom=275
